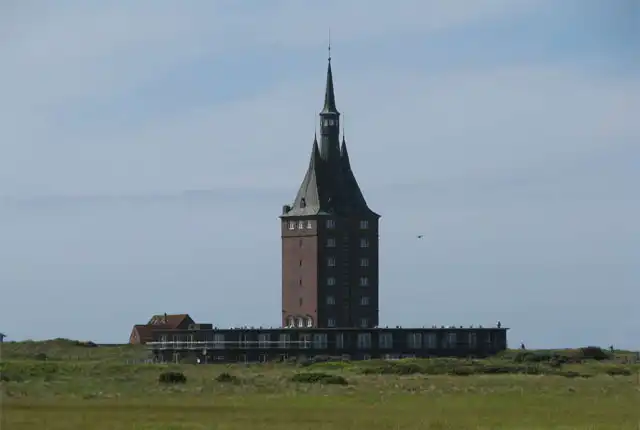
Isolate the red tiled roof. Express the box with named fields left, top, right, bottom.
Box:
left=147, top=313, right=193, bottom=329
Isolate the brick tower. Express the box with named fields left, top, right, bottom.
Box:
left=280, top=53, right=380, bottom=329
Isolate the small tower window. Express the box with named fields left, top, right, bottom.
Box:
left=323, top=119, right=329, bottom=126
left=360, top=220, right=369, bottom=229
left=327, top=277, right=336, bottom=286
left=359, top=276, right=369, bottom=286
left=306, top=317, right=313, bottom=328
left=360, top=296, right=370, bottom=306
left=329, top=119, right=335, bottom=126
left=298, top=221, right=304, bottom=229
left=327, top=257, right=336, bottom=267
left=328, top=318, right=336, bottom=327
left=306, top=220, right=312, bottom=229
left=326, top=238, right=336, bottom=248
left=326, top=219, right=336, bottom=229
left=300, top=198, right=306, bottom=208
left=327, top=296, right=335, bottom=305
left=288, top=221, right=295, bottom=230
left=297, top=317, right=304, bottom=327
left=360, top=258, right=369, bottom=267
left=286, top=316, right=294, bottom=327
left=360, top=238, right=369, bottom=248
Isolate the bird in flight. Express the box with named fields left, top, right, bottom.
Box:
left=417, top=235, right=424, bottom=239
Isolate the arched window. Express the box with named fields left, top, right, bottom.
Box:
left=306, top=317, right=313, bottom=328
left=286, top=316, right=294, bottom=327
left=296, top=317, right=304, bottom=328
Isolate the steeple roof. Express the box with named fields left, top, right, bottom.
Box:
left=282, top=56, right=378, bottom=219
left=321, top=58, right=338, bottom=114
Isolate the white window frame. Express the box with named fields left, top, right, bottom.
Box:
left=298, top=220, right=304, bottom=229
left=306, top=220, right=313, bottom=229
left=326, top=219, right=336, bottom=229
left=279, top=333, right=291, bottom=349
left=296, top=317, right=304, bottom=328
left=306, top=317, right=313, bottom=328
left=328, top=318, right=336, bottom=327
left=327, top=257, right=336, bottom=267
left=360, top=238, right=369, bottom=248
left=359, top=318, right=368, bottom=328
left=359, top=220, right=369, bottom=229
left=327, top=296, right=335, bottom=305
left=379, top=333, right=393, bottom=349
left=313, top=333, right=328, bottom=349
left=360, top=296, right=370, bottom=306
left=359, top=276, right=369, bottom=286
left=327, top=277, right=336, bottom=286
left=407, top=332, right=422, bottom=349
left=288, top=221, right=295, bottom=230
left=357, top=333, right=371, bottom=349
left=360, top=258, right=369, bottom=267
left=326, top=238, right=336, bottom=248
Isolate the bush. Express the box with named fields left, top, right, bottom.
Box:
left=290, top=372, right=348, bottom=385
left=34, top=353, right=48, bottom=361
left=606, top=367, right=632, bottom=376
left=158, top=371, right=186, bottom=384
left=215, top=372, right=239, bottom=383
left=578, top=347, right=610, bottom=361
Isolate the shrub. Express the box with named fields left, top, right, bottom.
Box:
left=606, top=367, right=632, bottom=376
left=215, top=372, right=239, bottom=383
left=578, top=347, right=610, bottom=361
left=158, top=371, right=186, bottom=384
left=34, top=353, right=48, bottom=361
left=290, top=372, right=348, bottom=385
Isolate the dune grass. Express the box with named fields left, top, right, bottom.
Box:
left=1, top=340, right=639, bottom=429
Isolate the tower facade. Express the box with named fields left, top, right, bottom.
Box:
left=280, top=56, right=380, bottom=329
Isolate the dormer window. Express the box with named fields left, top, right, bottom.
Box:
left=300, top=198, right=306, bottom=208
left=298, top=221, right=304, bottom=229
left=329, top=119, right=335, bottom=126
left=323, top=119, right=329, bottom=126
left=288, top=221, right=295, bottom=230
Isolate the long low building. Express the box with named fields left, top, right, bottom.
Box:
left=146, top=325, right=508, bottom=363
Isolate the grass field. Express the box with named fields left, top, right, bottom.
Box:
left=1, top=340, right=639, bottom=429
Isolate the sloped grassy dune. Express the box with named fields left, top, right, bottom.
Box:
left=2, top=339, right=639, bottom=430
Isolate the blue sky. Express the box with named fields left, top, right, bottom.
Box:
left=0, top=0, right=638, bottom=349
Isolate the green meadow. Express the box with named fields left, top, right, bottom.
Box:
left=1, top=340, right=639, bottom=429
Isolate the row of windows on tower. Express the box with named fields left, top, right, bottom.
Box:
left=287, top=219, right=369, bottom=230
left=323, top=276, right=369, bottom=286
left=285, top=316, right=370, bottom=328
left=325, top=257, right=369, bottom=267
left=322, top=119, right=337, bottom=127
left=326, top=296, right=370, bottom=306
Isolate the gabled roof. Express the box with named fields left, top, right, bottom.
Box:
left=147, top=313, right=193, bottom=329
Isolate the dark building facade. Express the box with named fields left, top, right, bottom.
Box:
left=280, top=56, right=380, bottom=330
left=148, top=326, right=507, bottom=364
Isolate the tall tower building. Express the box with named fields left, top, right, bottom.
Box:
left=280, top=54, right=380, bottom=329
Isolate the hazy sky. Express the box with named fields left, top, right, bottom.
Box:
left=1, top=1, right=638, bottom=349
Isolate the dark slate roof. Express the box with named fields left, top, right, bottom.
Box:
left=320, top=59, right=338, bottom=115
left=282, top=60, right=379, bottom=221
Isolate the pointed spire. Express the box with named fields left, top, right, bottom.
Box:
left=321, top=41, right=338, bottom=114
